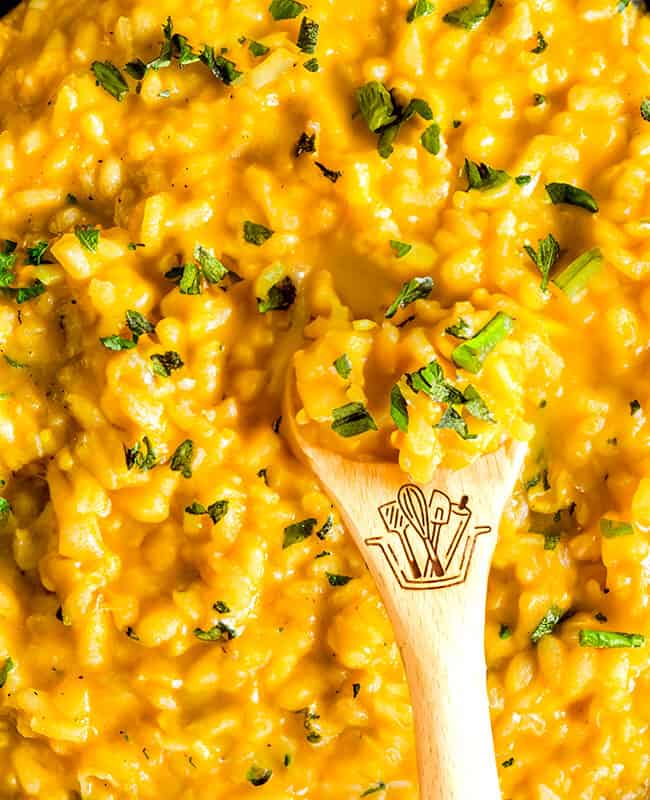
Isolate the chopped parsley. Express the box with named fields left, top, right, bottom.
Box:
left=179, top=263, right=202, bottom=295
left=124, top=59, right=147, bottom=80
left=257, top=276, right=297, bottom=313
left=600, top=518, right=633, bottom=538
left=435, top=406, right=476, bottom=440
left=248, top=40, right=270, bottom=57
left=0, top=657, right=14, bottom=689
left=244, top=220, right=274, bottom=246
left=283, top=517, right=317, bottom=549
left=406, top=360, right=465, bottom=405
left=631, top=399, right=641, bottom=415
left=303, top=57, right=319, bottom=72
left=421, top=123, right=441, bottom=154
left=10, top=281, right=46, bottom=304
left=75, top=225, right=100, bottom=253
left=502, top=757, right=514, bottom=768
left=185, top=499, right=229, bottom=524
left=0, top=240, right=16, bottom=285
left=295, top=132, right=316, bottom=156
left=194, top=621, right=236, bottom=641
left=545, top=182, right=598, bottom=213
left=100, top=335, right=137, bottom=351
left=385, top=276, right=433, bottom=318
left=170, top=439, right=194, bottom=478
left=200, top=46, right=242, bottom=85
left=297, top=18, right=319, bottom=53
left=124, top=436, right=157, bottom=471
left=213, top=600, right=230, bottom=613
left=331, top=402, right=377, bottom=437
left=451, top=311, right=514, bottom=373
left=642, top=99, right=650, bottom=122
left=579, top=629, right=644, bottom=648
left=523, top=233, right=560, bottom=292
left=464, top=158, right=510, bottom=191
left=194, top=245, right=227, bottom=283
left=148, top=17, right=174, bottom=70
left=91, top=61, right=129, bottom=101
left=464, top=384, right=496, bottom=422
left=269, top=0, right=306, bottom=19
left=0, top=498, right=11, bottom=520
left=326, top=572, right=353, bottom=586
left=407, top=0, right=435, bottom=21
left=25, top=241, right=49, bottom=265
left=390, top=384, right=409, bottom=433
left=499, top=624, right=512, bottom=640
left=530, top=605, right=563, bottom=644
left=360, top=783, right=386, bottom=797
left=552, top=248, right=603, bottom=298
left=531, top=31, right=547, bottom=53
left=126, top=310, right=155, bottom=340
left=515, top=174, right=532, bottom=185
left=150, top=351, right=184, bottom=377
left=333, top=353, right=352, bottom=379
left=389, top=240, right=412, bottom=259
left=443, top=0, right=495, bottom=29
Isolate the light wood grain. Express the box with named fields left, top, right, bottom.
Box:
left=285, top=388, right=527, bottom=800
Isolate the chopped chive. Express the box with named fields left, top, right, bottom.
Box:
left=451, top=311, right=514, bottom=373
left=552, top=248, right=603, bottom=298
left=91, top=61, right=129, bottom=101
left=600, top=518, right=633, bottom=538
left=331, top=402, right=377, bottom=438
left=283, top=517, right=317, bottom=549
left=385, top=276, right=433, bottom=318
left=390, top=384, right=409, bottom=433
left=530, top=605, right=563, bottom=644
left=579, top=629, right=644, bottom=648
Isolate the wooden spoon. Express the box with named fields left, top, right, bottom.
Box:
left=284, top=385, right=527, bottom=800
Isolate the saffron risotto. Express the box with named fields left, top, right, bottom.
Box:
left=2, top=0, right=650, bottom=797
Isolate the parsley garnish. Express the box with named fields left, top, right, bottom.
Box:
left=170, top=439, right=193, bottom=478
left=257, top=276, right=297, bottom=313
left=0, top=241, right=16, bottom=286
left=389, top=240, right=412, bottom=259
left=600, top=518, right=633, bottom=538
left=465, top=158, right=510, bottom=191
left=502, top=757, right=514, bottom=768
left=356, top=82, right=433, bottom=158
left=406, top=360, right=465, bottom=405
left=125, top=310, right=155, bottom=340
left=445, top=318, right=472, bottom=338
left=124, top=436, right=157, bottom=471
left=297, top=17, right=319, bottom=53
left=407, top=0, right=435, bottom=21
left=283, top=518, right=317, bottom=548
left=443, top=0, right=495, bottom=29
left=531, top=31, right=547, bottom=52
left=360, top=783, right=386, bottom=797
left=642, top=99, right=650, bottom=122
left=25, top=241, right=48, bottom=265
left=303, top=57, right=319, bottom=71
left=326, top=572, right=352, bottom=586
left=316, top=515, right=333, bottom=539
left=533, top=93, right=546, bottom=106
left=515, top=174, right=532, bottom=185
left=13, top=281, right=46, bottom=304
left=269, top=0, right=306, bottom=19
left=385, top=276, right=433, bottom=318
left=249, top=40, right=270, bottom=57
left=150, top=351, right=184, bottom=377
left=295, top=132, right=316, bottom=156
left=333, top=353, right=352, bottom=379
left=331, top=402, right=377, bottom=437
left=352, top=683, right=361, bottom=698
left=435, top=406, right=476, bottom=440
left=213, top=600, right=230, bottom=614
left=148, top=17, right=174, bottom=70
left=124, top=59, right=147, bottom=80
left=451, top=311, right=514, bottom=373
left=100, top=335, right=137, bottom=351
left=0, top=498, right=11, bottom=520
left=194, top=621, right=236, bottom=641
left=75, top=225, right=100, bottom=252
left=244, top=220, right=274, bottom=246
left=390, top=384, right=409, bottom=432
left=552, top=248, right=603, bottom=298
left=530, top=605, right=563, bottom=644
left=186, top=499, right=229, bottom=524
left=179, top=263, right=202, bottom=295
left=315, top=161, right=342, bottom=182
left=545, top=182, right=598, bottom=213
left=0, top=657, right=14, bottom=689
left=200, top=46, right=242, bottom=85
left=464, top=384, right=496, bottom=422
left=631, top=399, right=641, bottom=415
left=499, top=624, right=512, bottom=640
left=579, top=629, right=644, bottom=648
left=91, top=61, right=129, bottom=101
left=421, top=123, right=441, bottom=154
left=523, top=233, right=560, bottom=292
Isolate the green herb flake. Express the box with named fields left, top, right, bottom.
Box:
left=194, top=621, right=236, bottom=642
left=421, top=123, right=441, bottom=154
left=352, top=682, right=361, bottom=698
left=194, top=247, right=225, bottom=282
left=331, top=402, right=378, bottom=438
left=499, top=624, right=512, bottom=640
left=170, top=439, right=194, bottom=478
left=316, top=515, right=333, bottom=540
left=124, top=436, right=157, bottom=472
left=406, top=360, right=465, bottom=405
left=315, top=161, right=342, bottom=182
left=552, top=248, right=603, bottom=299
left=75, top=225, right=100, bottom=253
left=283, top=517, right=317, bottom=549
left=124, top=59, right=148, bottom=80
left=0, top=657, right=14, bottom=689
left=533, top=93, right=546, bottom=106
left=390, top=384, right=409, bottom=433
left=100, top=335, right=137, bottom=351
left=91, top=61, right=129, bottom=101
left=147, top=17, right=174, bottom=70
left=0, top=498, right=11, bottom=520
left=464, top=158, right=510, bottom=191
left=173, top=34, right=200, bottom=66
left=179, top=263, right=202, bottom=295
left=283, top=753, right=292, bottom=767
left=515, top=174, right=532, bottom=185
left=244, top=220, right=274, bottom=246
left=545, top=182, right=598, bottom=213
left=333, top=353, right=352, bottom=379
left=445, top=318, right=472, bottom=339
left=407, top=0, right=435, bottom=21
left=200, top=46, right=242, bottom=85
left=125, top=310, right=155, bottom=341
left=249, top=40, right=270, bottom=57
left=389, top=240, right=412, bottom=259
left=66, top=193, right=77, bottom=204
left=435, top=406, right=477, bottom=440
left=297, top=17, right=319, bottom=53
left=356, top=81, right=398, bottom=133
left=150, top=351, right=184, bottom=377
left=631, top=399, right=641, bottom=415
left=443, top=0, right=495, bottom=29
left=451, top=311, right=514, bottom=373
left=463, top=384, right=496, bottom=422
left=25, top=241, right=48, bottom=265
left=361, top=783, right=387, bottom=797
left=641, top=99, right=650, bottom=122
left=385, top=276, right=433, bottom=318
left=257, top=276, right=297, bottom=313
left=502, top=757, right=515, bottom=768
left=531, top=31, right=547, bottom=53
left=14, top=281, right=46, bottom=304
left=295, top=132, right=316, bottom=156
left=269, top=0, right=306, bottom=19
left=530, top=605, right=563, bottom=644
left=523, top=233, right=560, bottom=292
left=327, top=572, right=353, bottom=587
left=579, top=629, right=644, bottom=648
left=213, top=600, right=230, bottom=614
left=600, top=518, right=633, bottom=538
left=303, top=57, right=320, bottom=72
left=186, top=499, right=229, bottom=524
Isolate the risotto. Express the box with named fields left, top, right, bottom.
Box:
left=0, top=0, right=650, bottom=797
